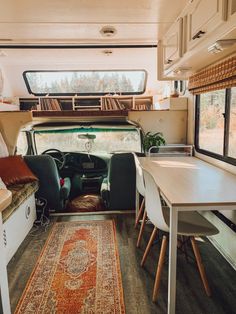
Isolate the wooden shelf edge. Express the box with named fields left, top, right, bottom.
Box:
left=32, top=110, right=129, bottom=117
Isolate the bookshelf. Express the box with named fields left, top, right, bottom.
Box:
left=73, top=96, right=101, bottom=110
left=20, top=97, right=73, bottom=111
left=20, top=95, right=153, bottom=111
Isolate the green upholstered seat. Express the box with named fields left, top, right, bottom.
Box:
left=101, top=153, right=136, bottom=210
left=24, top=155, right=71, bottom=212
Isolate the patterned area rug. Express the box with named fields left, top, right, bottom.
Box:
left=15, top=220, right=125, bottom=314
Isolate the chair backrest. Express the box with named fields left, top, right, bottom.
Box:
left=108, top=153, right=136, bottom=210
left=133, top=153, right=145, bottom=197
left=143, top=169, right=169, bottom=232
left=24, top=155, right=63, bottom=211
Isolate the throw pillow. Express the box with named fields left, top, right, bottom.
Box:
left=0, top=155, right=38, bottom=186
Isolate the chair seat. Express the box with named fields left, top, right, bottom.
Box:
left=163, top=207, right=219, bottom=236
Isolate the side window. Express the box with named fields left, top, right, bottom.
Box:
left=16, top=131, right=28, bottom=156
left=195, top=87, right=236, bottom=165
left=228, top=87, right=236, bottom=158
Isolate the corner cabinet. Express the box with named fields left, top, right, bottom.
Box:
left=163, top=18, right=183, bottom=70
left=187, top=0, right=227, bottom=50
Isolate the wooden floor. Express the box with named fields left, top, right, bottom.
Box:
left=4, top=214, right=236, bottom=314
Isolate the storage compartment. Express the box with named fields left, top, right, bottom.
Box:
left=228, top=0, right=236, bottom=19
left=159, top=97, right=188, bottom=110
left=163, top=18, right=183, bottom=70
left=73, top=97, right=101, bottom=110
left=187, top=0, right=227, bottom=50
left=3, top=193, right=36, bottom=264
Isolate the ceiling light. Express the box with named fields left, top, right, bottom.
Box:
left=100, top=26, right=117, bottom=37
left=173, top=67, right=192, bottom=75
left=208, top=39, right=236, bottom=54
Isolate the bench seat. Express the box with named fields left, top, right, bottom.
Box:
left=2, top=181, right=39, bottom=223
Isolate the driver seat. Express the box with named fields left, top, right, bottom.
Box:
left=24, top=155, right=71, bottom=212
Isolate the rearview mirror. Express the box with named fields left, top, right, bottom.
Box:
left=78, top=133, right=96, bottom=140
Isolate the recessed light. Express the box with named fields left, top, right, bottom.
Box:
left=208, top=39, right=236, bottom=54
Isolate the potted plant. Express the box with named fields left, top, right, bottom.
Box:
left=143, top=131, right=166, bottom=154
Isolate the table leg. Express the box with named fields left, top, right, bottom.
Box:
left=168, top=207, right=178, bottom=314
left=0, top=213, right=11, bottom=314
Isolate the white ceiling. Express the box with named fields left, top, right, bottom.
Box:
left=0, top=48, right=161, bottom=97
left=0, top=0, right=188, bottom=44
left=0, top=0, right=188, bottom=96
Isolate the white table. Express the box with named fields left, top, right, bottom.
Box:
left=0, top=189, right=12, bottom=314
left=139, top=156, right=236, bottom=314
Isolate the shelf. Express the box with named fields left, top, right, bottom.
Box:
left=32, top=110, right=129, bottom=117
left=20, top=95, right=154, bottom=112
left=149, top=144, right=193, bottom=156
left=159, top=97, right=187, bottom=110
left=0, top=103, right=19, bottom=111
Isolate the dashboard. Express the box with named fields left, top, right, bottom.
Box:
left=64, top=152, right=107, bottom=173
left=41, top=152, right=109, bottom=178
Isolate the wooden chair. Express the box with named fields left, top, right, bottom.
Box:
left=142, top=169, right=219, bottom=302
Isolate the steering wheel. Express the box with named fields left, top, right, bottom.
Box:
left=42, top=149, right=66, bottom=170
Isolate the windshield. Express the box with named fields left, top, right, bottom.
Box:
left=34, top=127, right=141, bottom=154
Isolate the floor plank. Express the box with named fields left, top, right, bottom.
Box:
left=2, top=213, right=236, bottom=314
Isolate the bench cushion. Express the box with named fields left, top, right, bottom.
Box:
left=3, top=181, right=39, bottom=223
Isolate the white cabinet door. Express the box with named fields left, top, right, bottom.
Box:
left=187, top=0, right=227, bottom=50
left=228, top=0, right=236, bottom=20
left=163, top=18, right=183, bottom=70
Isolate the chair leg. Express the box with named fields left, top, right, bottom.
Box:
left=135, top=198, right=145, bottom=229
left=152, top=235, right=167, bottom=302
left=190, top=237, right=211, bottom=297
left=136, top=210, right=147, bottom=248
left=141, top=226, right=158, bottom=267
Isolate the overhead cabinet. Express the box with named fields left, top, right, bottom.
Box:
left=163, top=18, right=183, bottom=70
left=228, top=0, right=236, bottom=20
left=158, top=0, right=234, bottom=79
left=187, top=0, right=227, bottom=50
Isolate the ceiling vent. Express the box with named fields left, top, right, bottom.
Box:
left=100, top=26, right=117, bottom=37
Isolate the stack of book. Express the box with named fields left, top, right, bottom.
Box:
left=133, top=97, right=153, bottom=110
left=101, top=97, right=126, bottom=110
left=38, top=98, right=62, bottom=110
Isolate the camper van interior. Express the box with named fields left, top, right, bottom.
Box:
left=0, top=1, right=236, bottom=313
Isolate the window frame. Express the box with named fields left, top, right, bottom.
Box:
left=195, top=88, right=236, bottom=166
left=23, top=69, right=147, bottom=96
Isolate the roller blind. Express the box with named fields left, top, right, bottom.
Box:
left=188, top=55, right=236, bottom=94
